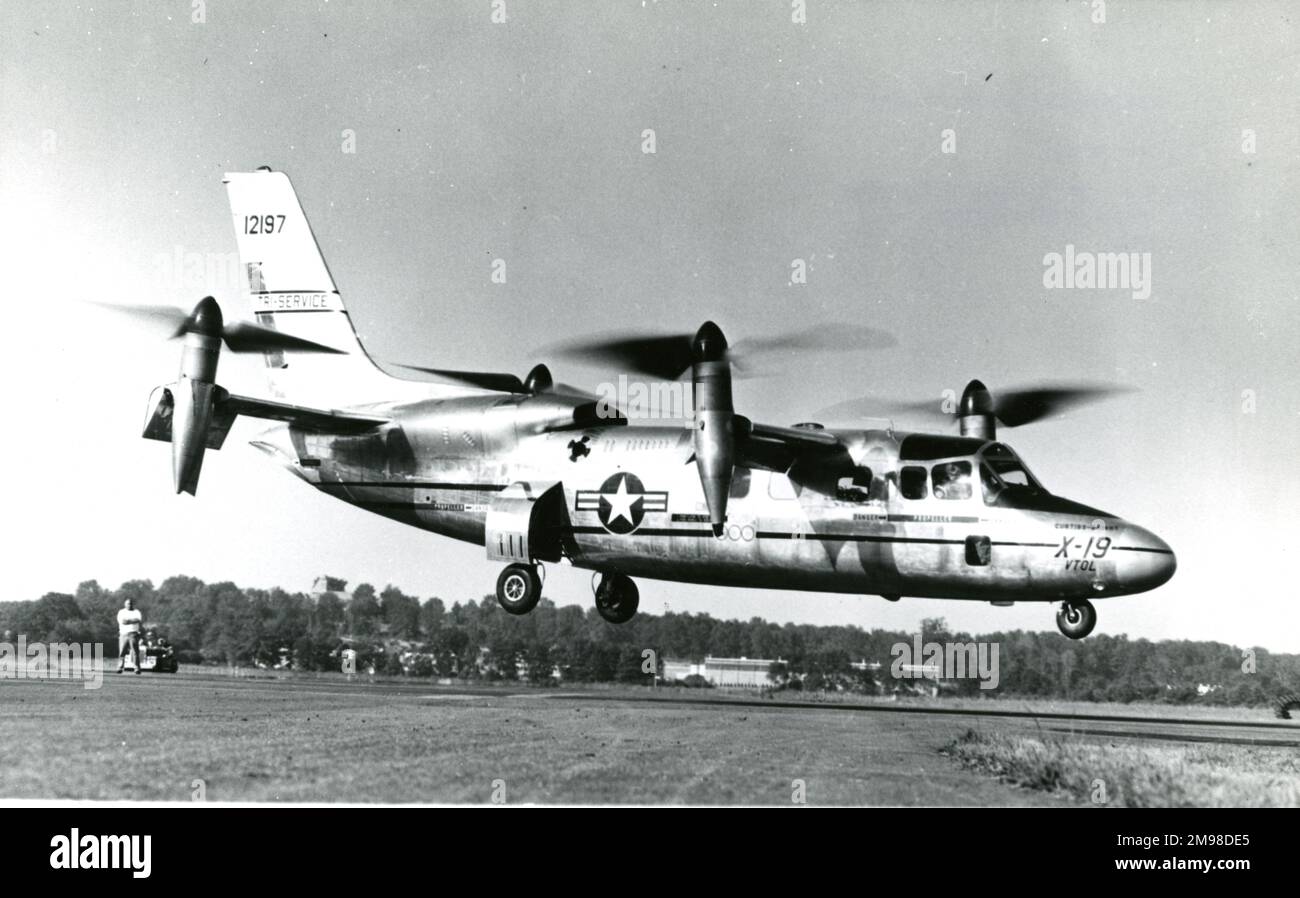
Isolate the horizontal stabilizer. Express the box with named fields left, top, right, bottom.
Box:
left=143, top=383, right=388, bottom=448
left=220, top=393, right=389, bottom=433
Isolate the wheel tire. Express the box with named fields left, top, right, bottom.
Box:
left=496, top=564, right=541, bottom=615
left=595, top=574, right=639, bottom=624
left=1274, top=693, right=1300, bottom=720
left=1056, top=600, right=1097, bottom=639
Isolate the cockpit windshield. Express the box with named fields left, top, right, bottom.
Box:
left=979, top=443, right=1046, bottom=505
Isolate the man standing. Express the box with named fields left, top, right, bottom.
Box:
left=117, top=598, right=144, bottom=675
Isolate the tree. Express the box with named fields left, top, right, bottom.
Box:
left=381, top=585, right=420, bottom=639
left=201, top=584, right=260, bottom=667
left=419, top=597, right=446, bottom=638
left=12, top=593, right=85, bottom=642
left=74, top=580, right=120, bottom=644
left=347, top=583, right=381, bottom=636
left=314, top=592, right=345, bottom=636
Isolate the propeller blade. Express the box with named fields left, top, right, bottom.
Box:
left=220, top=321, right=345, bottom=355
left=90, top=299, right=344, bottom=354
left=88, top=301, right=192, bottom=338
left=815, top=382, right=1135, bottom=427
left=396, top=363, right=600, bottom=399
left=989, top=385, right=1136, bottom=427
left=397, top=366, right=526, bottom=392
left=813, top=395, right=941, bottom=422
left=544, top=323, right=895, bottom=380
left=732, top=324, right=897, bottom=355
left=543, top=333, right=696, bottom=380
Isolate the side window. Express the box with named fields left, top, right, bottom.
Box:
left=768, top=472, right=798, bottom=500
left=900, top=466, right=928, bottom=500
left=932, top=461, right=973, bottom=500
left=834, top=467, right=872, bottom=503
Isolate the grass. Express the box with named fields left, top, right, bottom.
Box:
left=943, top=728, right=1300, bottom=808
left=0, top=673, right=1059, bottom=805
left=174, top=666, right=1284, bottom=723
left=4, top=670, right=1291, bottom=805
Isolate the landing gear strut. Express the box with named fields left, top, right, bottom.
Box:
left=1056, top=599, right=1096, bottom=639
left=496, top=563, right=541, bottom=615
left=594, top=572, right=639, bottom=624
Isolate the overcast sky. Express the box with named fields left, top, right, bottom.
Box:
left=2, top=1, right=1297, bottom=649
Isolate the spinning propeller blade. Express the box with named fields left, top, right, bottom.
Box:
left=816, top=380, right=1135, bottom=428
left=396, top=362, right=596, bottom=399
left=91, top=298, right=345, bottom=354
left=542, top=323, right=895, bottom=380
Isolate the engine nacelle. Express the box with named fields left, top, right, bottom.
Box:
left=171, top=297, right=223, bottom=494
left=691, top=321, right=733, bottom=537
left=171, top=378, right=218, bottom=494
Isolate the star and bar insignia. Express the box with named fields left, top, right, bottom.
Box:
left=575, top=472, right=668, bottom=534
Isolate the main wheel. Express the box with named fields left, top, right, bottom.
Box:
left=496, top=564, right=541, bottom=615
left=1056, top=599, right=1097, bottom=639
left=594, top=573, right=639, bottom=624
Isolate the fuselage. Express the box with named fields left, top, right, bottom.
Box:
left=253, top=392, right=1175, bottom=604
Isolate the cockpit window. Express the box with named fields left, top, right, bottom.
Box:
left=931, top=461, right=973, bottom=500
left=980, top=443, right=1046, bottom=505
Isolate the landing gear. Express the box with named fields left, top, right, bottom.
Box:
left=1056, top=599, right=1097, bottom=639
left=496, top=563, right=541, bottom=615
left=594, top=572, right=639, bottom=624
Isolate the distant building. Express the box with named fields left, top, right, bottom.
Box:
left=310, top=575, right=352, bottom=603
left=703, top=656, right=782, bottom=689
left=661, top=656, right=783, bottom=688
left=662, top=659, right=705, bottom=681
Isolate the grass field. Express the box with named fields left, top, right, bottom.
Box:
left=0, top=672, right=1067, bottom=805
left=943, top=729, right=1300, bottom=807
left=2, top=670, right=1293, bottom=805
left=163, top=666, right=1286, bottom=722
left=742, top=690, right=1280, bottom=721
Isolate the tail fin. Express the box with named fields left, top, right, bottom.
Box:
left=223, top=168, right=399, bottom=407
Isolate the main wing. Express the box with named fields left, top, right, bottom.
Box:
left=734, top=416, right=842, bottom=473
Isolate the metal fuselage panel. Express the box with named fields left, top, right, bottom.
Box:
left=261, top=395, right=1165, bottom=604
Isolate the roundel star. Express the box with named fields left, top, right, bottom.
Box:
left=603, top=474, right=640, bottom=526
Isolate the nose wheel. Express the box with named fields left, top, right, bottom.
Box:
left=594, top=572, right=639, bottom=624
left=496, top=563, right=542, bottom=615
left=1056, top=599, right=1097, bottom=639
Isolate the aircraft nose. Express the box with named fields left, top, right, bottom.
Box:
left=1117, top=524, right=1177, bottom=593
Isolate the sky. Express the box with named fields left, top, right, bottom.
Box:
left=2, top=1, right=1297, bottom=649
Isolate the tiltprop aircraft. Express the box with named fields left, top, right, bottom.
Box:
left=107, top=168, right=1175, bottom=640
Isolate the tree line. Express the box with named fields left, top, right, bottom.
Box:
left=0, top=576, right=1295, bottom=706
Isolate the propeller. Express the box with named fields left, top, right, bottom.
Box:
left=541, top=323, right=896, bottom=380
left=816, top=379, right=1135, bottom=434
left=91, top=297, right=345, bottom=354
left=396, top=362, right=594, bottom=399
